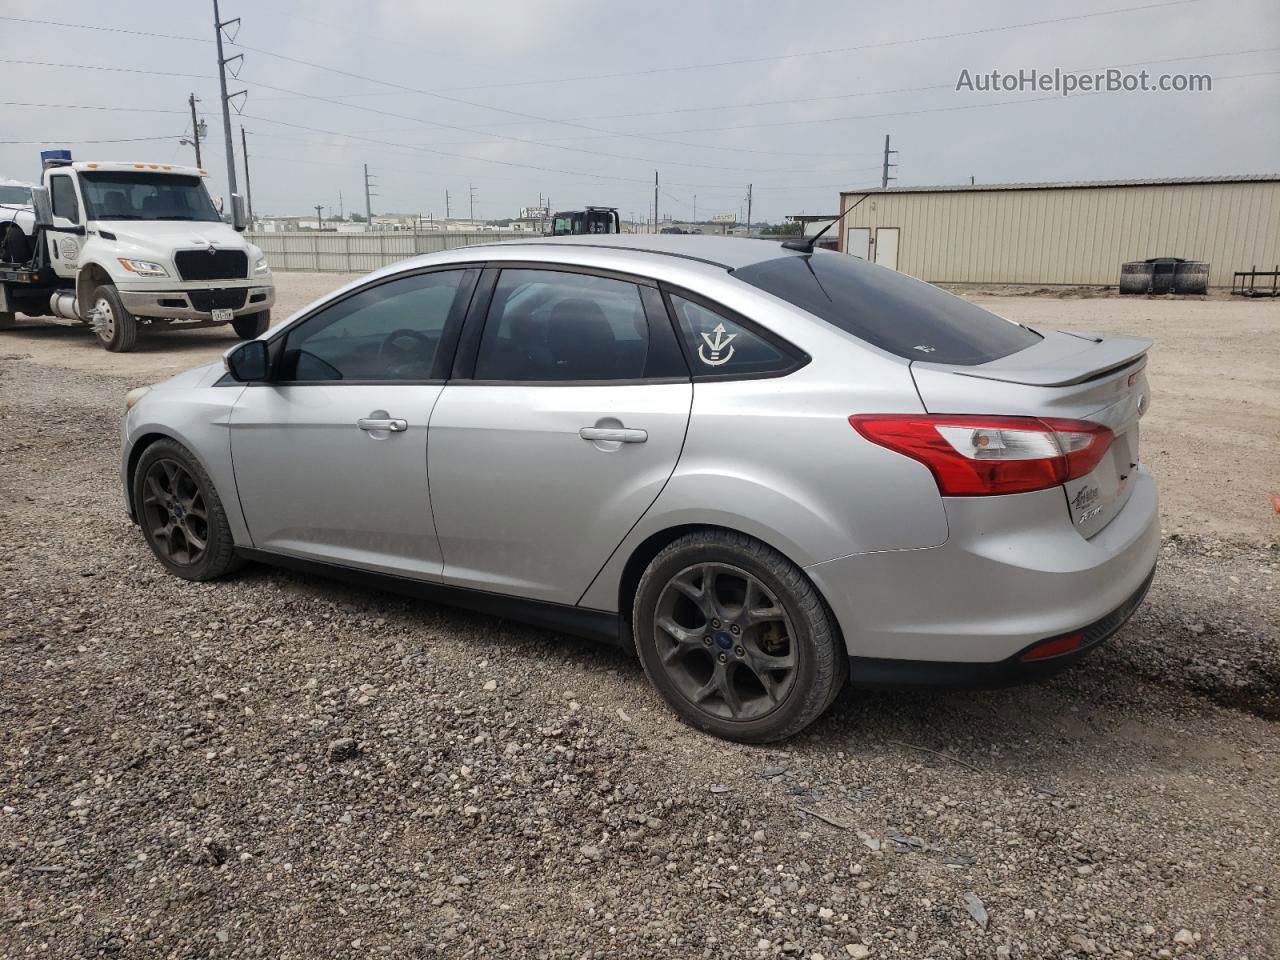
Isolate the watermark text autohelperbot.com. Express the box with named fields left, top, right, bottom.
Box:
left=956, top=68, right=1212, bottom=96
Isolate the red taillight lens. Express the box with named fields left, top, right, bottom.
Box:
left=849, top=414, right=1112, bottom=496
left=1021, top=632, right=1083, bottom=661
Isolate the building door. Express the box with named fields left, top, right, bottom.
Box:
left=845, top=227, right=870, bottom=259
left=874, top=227, right=900, bottom=270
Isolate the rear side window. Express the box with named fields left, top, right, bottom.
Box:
left=475, top=269, right=650, bottom=381
left=733, top=252, right=1041, bottom=365
left=668, top=295, right=795, bottom=378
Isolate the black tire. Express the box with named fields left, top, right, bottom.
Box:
left=1, top=224, right=32, bottom=264
left=132, top=438, right=245, bottom=582
left=90, top=284, right=138, bottom=352
left=231, top=311, right=270, bottom=340
left=633, top=530, right=846, bottom=743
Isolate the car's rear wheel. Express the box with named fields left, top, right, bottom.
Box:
left=133, top=439, right=244, bottom=581
left=90, top=284, right=138, bottom=352
left=633, top=530, right=845, bottom=742
left=231, top=310, right=270, bottom=340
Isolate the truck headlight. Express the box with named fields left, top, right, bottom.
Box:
left=253, top=256, right=271, bottom=275
left=118, top=258, right=169, bottom=277
left=125, top=386, right=152, bottom=410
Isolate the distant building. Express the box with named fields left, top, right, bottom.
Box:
left=835, top=175, right=1280, bottom=286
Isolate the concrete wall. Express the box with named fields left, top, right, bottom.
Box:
left=248, top=231, right=519, bottom=273
left=837, top=180, right=1280, bottom=287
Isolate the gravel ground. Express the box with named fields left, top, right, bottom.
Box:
left=1, top=276, right=1278, bottom=958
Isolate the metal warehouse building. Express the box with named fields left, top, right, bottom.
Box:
left=836, top=175, right=1280, bottom=288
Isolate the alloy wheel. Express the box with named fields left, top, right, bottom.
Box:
left=140, top=458, right=210, bottom=566
left=652, top=562, right=798, bottom=722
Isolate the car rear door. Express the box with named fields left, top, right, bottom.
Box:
left=228, top=266, right=478, bottom=578
left=427, top=264, right=692, bottom=605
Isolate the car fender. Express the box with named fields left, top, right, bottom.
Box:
left=124, top=386, right=250, bottom=545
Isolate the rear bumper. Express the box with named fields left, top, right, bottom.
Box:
left=806, top=466, right=1160, bottom=665
left=119, top=285, right=274, bottom=320
left=845, top=562, right=1155, bottom=688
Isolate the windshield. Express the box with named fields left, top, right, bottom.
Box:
left=0, top=185, right=32, bottom=205
left=733, top=251, right=1042, bottom=365
left=79, top=171, right=220, bottom=222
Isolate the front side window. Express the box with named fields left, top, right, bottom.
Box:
left=475, top=269, right=650, bottom=381
left=281, top=270, right=468, bottom=382
left=79, top=172, right=220, bottom=223
left=668, top=294, right=795, bottom=378
left=733, top=251, right=1041, bottom=365
left=49, top=176, right=79, bottom=222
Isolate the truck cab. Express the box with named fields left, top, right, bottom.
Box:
left=549, top=206, right=621, bottom=236
left=0, top=158, right=274, bottom=352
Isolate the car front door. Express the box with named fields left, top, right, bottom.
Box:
left=229, top=266, right=478, bottom=578
left=428, top=265, right=692, bottom=605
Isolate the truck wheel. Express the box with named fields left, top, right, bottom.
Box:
left=231, top=310, right=270, bottom=340
left=90, top=285, right=138, bottom=352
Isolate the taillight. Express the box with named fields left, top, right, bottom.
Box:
left=849, top=414, right=1113, bottom=496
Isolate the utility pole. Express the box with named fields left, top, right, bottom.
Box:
left=314, top=205, right=323, bottom=230
left=363, top=164, right=376, bottom=224
left=186, top=94, right=203, bottom=167
left=881, top=134, right=897, bottom=189
left=653, top=170, right=659, bottom=234
left=746, top=183, right=753, bottom=235
left=469, top=183, right=477, bottom=222
left=239, top=125, right=253, bottom=225
left=212, top=0, right=245, bottom=203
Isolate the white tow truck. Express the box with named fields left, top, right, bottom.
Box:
left=0, top=157, right=274, bottom=352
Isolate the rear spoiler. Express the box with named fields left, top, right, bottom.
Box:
left=943, top=330, right=1151, bottom=387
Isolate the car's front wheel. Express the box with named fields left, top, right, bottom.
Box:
left=633, top=530, right=845, bottom=742
left=132, top=438, right=244, bottom=581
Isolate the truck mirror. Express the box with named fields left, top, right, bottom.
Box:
left=231, top=194, right=248, bottom=232
left=224, top=340, right=269, bottom=382
left=30, top=187, right=53, bottom=227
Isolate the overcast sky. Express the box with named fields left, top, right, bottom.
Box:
left=1, top=0, right=1276, bottom=223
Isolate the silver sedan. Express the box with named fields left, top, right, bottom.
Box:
left=120, top=235, right=1159, bottom=742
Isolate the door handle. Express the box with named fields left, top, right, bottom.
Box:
left=579, top=426, right=647, bottom=443
left=358, top=417, right=408, bottom=432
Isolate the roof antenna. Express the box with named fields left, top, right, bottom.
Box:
left=782, top=193, right=870, bottom=253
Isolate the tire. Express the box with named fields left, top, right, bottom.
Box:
left=90, top=284, right=138, bottom=352
left=1, top=224, right=32, bottom=264
left=132, top=438, right=245, bottom=582
left=231, top=311, right=270, bottom=340
left=633, top=530, right=846, bottom=743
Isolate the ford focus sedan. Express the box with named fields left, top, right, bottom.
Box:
left=120, top=235, right=1158, bottom=742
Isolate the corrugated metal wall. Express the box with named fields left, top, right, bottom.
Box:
left=837, top=181, right=1280, bottom=287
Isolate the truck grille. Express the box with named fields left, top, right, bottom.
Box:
left=174, top=249, right=247, bottom=281
left=188, top=288, right=248, bottom=312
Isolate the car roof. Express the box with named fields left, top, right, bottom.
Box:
left=485, top=234, right=805, bottom=270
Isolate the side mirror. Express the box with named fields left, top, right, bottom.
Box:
left=231, top=194, right=248, bottom=232
left=30, top=187, right=53, bottom=227
left=224, top=339, right=269, bottom=382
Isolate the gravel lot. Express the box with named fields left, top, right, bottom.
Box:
left=1, top=272, right=1277, bottom=958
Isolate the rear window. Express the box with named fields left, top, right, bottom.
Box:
left=733, top=252, right=1041, bottom=365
